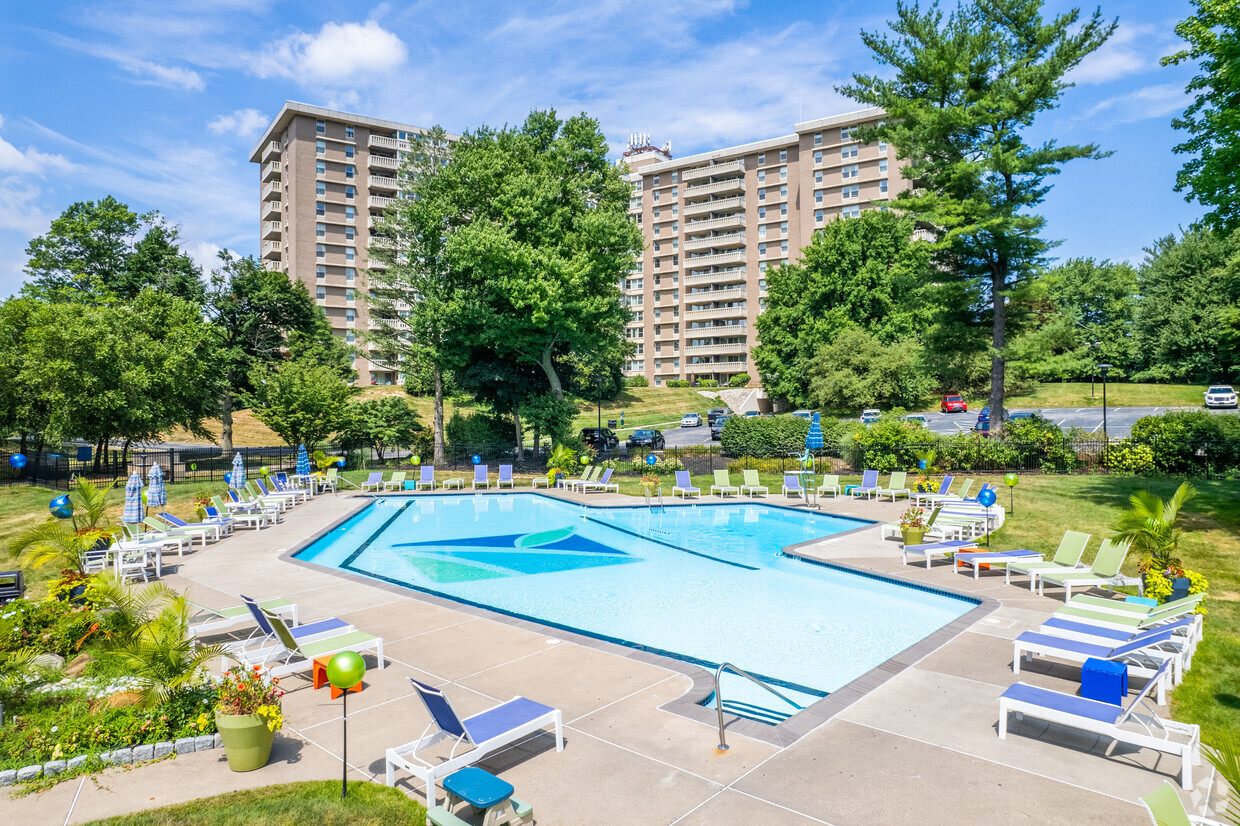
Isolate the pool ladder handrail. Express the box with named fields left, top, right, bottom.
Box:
left=644, top=484, right=663, bottom=510
left=714, top=662, right=804, bottom=750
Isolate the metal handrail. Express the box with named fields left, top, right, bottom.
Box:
left=714, top=662, right=803, bottom=750
left=644, top=485, right=663, bottom=509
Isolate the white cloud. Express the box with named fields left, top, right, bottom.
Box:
left=1068, top=24, right=1178, bottom=86
left=0, top=134, right=73, bottom=176
left=1079, top=83, right=1188, bottom=126
left=252, top=21, right=407, bottom=84
left=0, top=181, right=52, bottom=236
left=188, top=240, right=224, bottom=271
left=208, top=108, right=270, bottom=138
left=125, top=58, right=206, bottom=91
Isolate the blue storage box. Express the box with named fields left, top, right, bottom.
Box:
left=1081, top=657, right=1127, bottom=705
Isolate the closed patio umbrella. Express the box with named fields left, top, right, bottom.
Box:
left=805, top=412, right=824, bottom=451
left=231, top=453, right=246, bottom=490
left=296, top=444, right=311, bottom=477
left=147, top=463, right=166, bottom=508
left=122, top=471, right=145, bottom=523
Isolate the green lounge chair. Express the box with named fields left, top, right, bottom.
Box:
left=876, top=471, right=911, bottom=501
left=916, top=477, right=973, bottom=506
left=211, top=496, right=268, bottom=529
left=740, top=469, right=767, bottom=497
left=1068, top=593, right=1203, bottom=617
left=1140, top=780, right=1224, bottom=825
left=189, top=597, right=298, bottom=636
left=570, top=466, right=602, bottom=492
left=322, top=467, right=339, bottom=492
left=230, top=611, right=384, bottom=679
left=817, top=474, right=840, bottom=498
left=1005, top=530, right=1092, bottom=590
left=710, top=470, right=738, bottom=497
left=142, top=516, right=214, bottom=548
left=1037, top=539, right=1131, bottom=599
left=384, top=471, right=407, bottom=491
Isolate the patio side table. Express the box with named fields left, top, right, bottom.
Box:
left=442, top=767, right=519, bottom=826
left=1081, top=658, right=1127, bottom=705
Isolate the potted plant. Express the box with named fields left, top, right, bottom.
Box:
left=1112, top=482, right=1204, bottom=604
left=215, top=664, right=284, bottom=771
left=545, top=444, right=578, bottom=486
left=641, top=473, right=660, bottom=494
left=898, top=505, right=928, bottom=546
left=48, top=569, right=95, bottom=604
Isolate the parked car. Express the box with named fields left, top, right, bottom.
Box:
left=977, top=406, right=1010, bottom=424
left=710, top=416, right=728, bottom=440
left=860, top=409, right=881, bottom=425
left=789, top=410, right=815, bottom=420
left=743, top=410, right=762, bottom=417
left=903, top=414, right=929, bottom=428
left=941, top=394, right=968, bottom=413
left=1204, top=385, right=1238, bottom=408
left=972, top=420, right=991, bottom=437
left=626, top=428, right=665, bottom=450
left=680, top=412, right=702, bottom=428
left=706, top=407, right=730, bottom=424
left=1007, top=412, right=1045, bottom=424
left=579, top=427, right=619, bottom=450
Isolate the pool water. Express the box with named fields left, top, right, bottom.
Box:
left=295, top=494, right=975, bottom=702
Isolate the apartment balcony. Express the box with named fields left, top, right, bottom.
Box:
left=262, top=200, right=282, bottom=220
left=682, top=231, right=745, bottom=252
left=260, top=180, right=282, bottom=202
left=687, top=285, right=747, bottom=301
left=685, top=342, right=748, bottom=356
left=681, top=158, right=746, bottom=182
left=685, top=268, right=747, bottom=286
left=685, top=213, right=746, bottom=233
left=261, top=240, right=283, bottom=260
left=368, top=134, right=410, bottom=152
left=368, top=175, right=399, bottom=192
left=261, top=161, right=282, bottom=182
left=684, top=305, right=747, bottom=321
left=684, top=177, right=745, bottom=198
left=262, top=220, right=282, bottom=240
left=368, top=154, right=400, bottom=171
left=682, top=195, right=744, bottom=217
left=261, top=141, right=281, bottom=163
left=685, top=249, right=747, bottom=267
left=369, top=195, right=397, bottom=210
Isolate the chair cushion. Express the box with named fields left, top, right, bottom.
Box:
left=1000, top=682, right=1124, bottom=725
left=464, top=697, right=556, bottom=744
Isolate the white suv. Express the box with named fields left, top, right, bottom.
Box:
left=1204, top=385, right=1238, bottom=408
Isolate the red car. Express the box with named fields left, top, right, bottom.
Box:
left=941, top=394, right=968, bottom=413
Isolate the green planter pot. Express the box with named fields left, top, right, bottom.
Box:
left=215, top=711, right=275, bottom=772
left=901, top=527, right=927, bottom=546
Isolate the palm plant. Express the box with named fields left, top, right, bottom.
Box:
left=1205, top=732, right=1240, bottom=826
left=11, top=477, right=118, bottom=573
left=1111, top=481, right=1196, bottom=573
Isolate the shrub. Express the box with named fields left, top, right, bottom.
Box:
left=445, top=411, right=512, bottom=456
left=699, top=379, right=719, bottom=387
left=623, top=375, right=649, bottom=388
left=720, top=416, right=811, bottom=455
left=1127, top=410, right=1240, bottom=473
left=1102, top=441, right=1156, bottom=475
left=847, top=415, right=935, bottom=472
left=728, top=373, right=751, bottom=388
left=666, top=379, right=691, bottom=388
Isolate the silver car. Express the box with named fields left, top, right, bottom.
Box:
left=1204, top=385, right=1238, bottom=408
left=680, top=412, right=702, bottom=427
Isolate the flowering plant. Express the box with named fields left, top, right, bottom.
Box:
left=912, top=475, right=937, bottom=494
left=641, top=474, right=660, bottom=487
left=216, top=665, right=284, bottom=731
left=898, top=506, right=928, bottom=530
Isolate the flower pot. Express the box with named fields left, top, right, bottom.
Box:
left=900, top=527, right=927, bottom=546
left=215, top=711, right=275, bottom=772
left=1168, top=577, right=1191, bottom=602
left=554, top=472, right=565, bottom=483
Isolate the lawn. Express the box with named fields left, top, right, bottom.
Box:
left=86, top=780, right=425, bottom=825
left=999, top=382, right=1208, bottom=410
left=567, top=385, right=720, bottom=436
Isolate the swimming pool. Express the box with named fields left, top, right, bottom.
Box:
left=294, top=494, right=976, bottom=704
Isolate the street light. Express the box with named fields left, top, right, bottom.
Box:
left=594, top=377, right=604, bottom=432
left=1097, top=364, right=1112, bottom=450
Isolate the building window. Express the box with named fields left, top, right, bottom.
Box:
left=671, top=171, right=678, bottom=182
left=345, top=206, right=355, bottom=220
left=316, top=140, right=326, bottom=155
left=653, top=191, right=660, bottom=202
left=843, top=185, right=860, bottom=200
left=815, top=170, right=823, bottom=184
left=346, top=289, right=355, bottom=302
left=759, top=189, right=767, bottom=201
left=316, top=265, right=326, bottom=279
left=781, top=240, right=788, bottom=253
left=879, top=139, right=887, bottom=152
left=758, top=206, right=766, bottom=219
left=653, top=207, right=660, bottom=219
left=345, top=186, right=355, bottom=199
left=843, top=164, right=860, bottom=180
left=815, top=190, right=823, bottom=204
left=346, top=330, right=355, bottom=343
left=653, top=175, right=660, bottom=185
left=813, top=132, right=822, bottom=146
left=673, top=221, right=678, bottom=231
left=780, top=185, right=787, bottom=198
left=345, top=247, right=355, bottom=261
left=316, top=223, right=326, bottom=237
left=345, top=125, right=354, bottom=139
left=316, top=202, right=325, bottom=216
left=345, top=226, right=355, bottom=240
left=880, top=158, right=888, bottom=174
left=316, top=120, right=325, bottom=134
left=814, top=150, right=823, bottom=165
left=671, top=238, right=678, bottom=249
left=880, top=179, right=889, bottom=194
left=758, top=243, right=767, bottom=256
left=757, top=169, right=766, bottom=183
left=316, top=181, right=326, bottom=196
left=815, top=209, right=824, bottom=224
left=781, top=221, right=788, bottom=234
left=653, top=224, right=661, bottom=236
left=842, top=144, right=859, bottom=159
left=671, top=205, right=678, bottom=215
left=841, top=126, right=855, bottom=140
left=779, top=149, right=787, bottom=162
left=316, top=286, right=326, bottom=299
left=346, top=165, right=356, bottom=179
left=780, top=203, right=787, bottom=216
left=757, top=153, right=765, bottom=165
left=780, top=167, right=787, bottom=181
left=759, top=261, right=768, bottom=272
left=672, top=187, right=677, bottom=197
left=346, top=308, right=355, bottom=322
left=316, top=160, right=326, bottom=175
left=345, top=145, right=355, bottom=159
left=346, top=268, right=355, bottom=282
left=758, top=225, right=766, bottom=239
left=316, top=244, right=325, bottom=258
left=842, top=204, right=861, bottom=219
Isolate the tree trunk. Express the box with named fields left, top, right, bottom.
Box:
left=433, top=366, right=445, bottom=464
left=539, top=342, right=564, bottom=401
left=514, top=403, right=524, bottom=462
left=221, top=368, right=235, bottom=455
left=989, top=265, right=1007, bottom=437
left=93, top=437, right=104, bottom=472
left=122, top=438, right=131, bottom=468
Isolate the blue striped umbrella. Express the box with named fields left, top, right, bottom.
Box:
left=805, top=412, right=824, bottom=450
left=122, top=471, right=145, bottom=523
left=231, top=453, right=246, bottom=490
left=147, top=463, right=167, bottom=508
left=296, top=444, right=311, bottom=477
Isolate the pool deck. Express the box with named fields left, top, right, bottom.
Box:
left=5, top=488, right=1225, bottom=825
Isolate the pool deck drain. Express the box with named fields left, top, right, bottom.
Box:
left=5, top=487, right=1223, bottom=825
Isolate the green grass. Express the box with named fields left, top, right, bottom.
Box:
left=85, top=780, right=425, bottom=825
left=567, top=386, right=722, bottom=436
left=998, top=382, right=1209, bottom=410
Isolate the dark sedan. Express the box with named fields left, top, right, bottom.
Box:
left=626, top=428, right=666, bottom=450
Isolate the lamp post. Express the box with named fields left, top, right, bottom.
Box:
left=1097, top=364, right=1112, bottom=464
left=594, top=377, right=603, bottom=431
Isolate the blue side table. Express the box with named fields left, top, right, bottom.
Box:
left=1081, top=658, right=1127, bottom=705
left=843, top=484, right=860, bottom=497
left=443, top=767, right=516, bottom=824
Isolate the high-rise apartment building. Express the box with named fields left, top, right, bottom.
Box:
left=619, top=107, right=906, bottom=386
left=249, top=101, right=457, bottom=385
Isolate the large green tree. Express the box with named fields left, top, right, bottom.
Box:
left=753, top=210, right=933, bottom=406
left=840, top=0, right=1115, bottom=433
left=1163, top=0, right=1240, bottom=233
left=806, top=329, right=934, bottom=411
left=335, top=396, right=422, bottom=461
left=249, top=359, right=356, bottom=448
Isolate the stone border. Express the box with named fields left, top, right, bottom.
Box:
left=279, top=491, right=996, bottom=748
left=0, top=734, right=221, bottom=786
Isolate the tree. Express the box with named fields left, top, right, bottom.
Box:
left=1163, top=0, right=1240, bottom=234
left=249, top=359, right=356, bottom=447
left=204, top=253, right=354, bottom=453
left=753, top=210, right=933, bottom=405
left=336, top=396, right=423, bottom=461
left=840, top=0, right=1115, bottom=433
left=806, top=329, right=933, bottom=411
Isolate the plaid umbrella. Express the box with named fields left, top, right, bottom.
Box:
left=296, top=444, right=311, bottom=477
left=147, top=463, right=167, bottom=508
left=122, top=471, right=145, bottom=523
left=231, top=453, right=246, bottom=490
left=805, top=412, right=824, bottom=451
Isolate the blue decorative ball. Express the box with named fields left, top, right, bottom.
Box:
left=9, top=453, right=27, bottom=469
left=645, top=454, right=657, bottom=466
left=472, top=455, right=481, bottom=465
left=977, top=488, right=997, bottom=507
left=337, top=458, right=346, bottom=468
left=49, top=494, right=74, bottom=519
left=223, top=471, right=233, bottom=485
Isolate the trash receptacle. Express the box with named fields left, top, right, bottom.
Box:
left=607, top=419, right=617, bottom=428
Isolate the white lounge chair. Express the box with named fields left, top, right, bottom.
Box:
left=1004, top=530, right=1092, bottom=589
left=672, top=470, right=700, bottom=498
left=816, top=474, right=841, bottom=498
left=230, top=612, right=384, bottom=679
left=740, top=469, right=767, bottom=497
left=1012, top=625, right=1187, bottom=699
left=1037, top=539, right=1131, bottom=599
left=710, top=470, right=738, bottom=497
left=496, top=464, right=515, bottom=489
left=189, top=596, right=298, bottom=636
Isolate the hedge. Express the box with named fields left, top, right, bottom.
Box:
left=719, top=416, right=811, bottom=454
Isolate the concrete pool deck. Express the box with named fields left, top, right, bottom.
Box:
left=4, top=488, right=1225, bottom=824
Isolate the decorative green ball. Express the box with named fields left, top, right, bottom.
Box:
left=579, top=456, right=589, bottom=465
left=1004, top=472, right=1019, bottom=487
left=260, top=465, right=269, bottom=476
left=412, top=455, right=421, bottom=465
left=325, top=651, right=366, bottom=690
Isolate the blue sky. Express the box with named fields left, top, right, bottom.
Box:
left=0, top=0, right=1204, bottom=296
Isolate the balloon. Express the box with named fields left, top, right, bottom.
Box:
left=472, top=455, right=481, bottom=465
left=9, top=453, right=27, bottom=469
left=49, top=494, right=74, bottom=519
left=977, top=488, right=997, bottom=507
left=1004, top=472, right=1019, bottom=487
left=223, top=471, right=232, bottom=485
left=141, top=489, right=149, bottom=505
left=325, top=650, right=366, bottom=690
left=260, top=465, right=269, bottom=476
left=412, top=455, right=421, bottom=465
left=579, top=456, right=589, bottom=465
left=337, top=458, right=346, bottom=467
left=918, top=460, right=927, bottom=470
left=646, top=454, right=657, bottom=466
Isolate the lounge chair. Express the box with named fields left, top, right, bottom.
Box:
left=900, top=539, right=979, bottom=569
left=272, top=473, right=309, bottom=498
left=1140, top=781, right=1225, bottom=825
left=1012, top=626, right=1186, bottom=698
left=1038, top=616, right=1199, bottom=671
left=233, top=486, right=286, bottom=514
left=113, top=548, right=153, bottom=582
left=230, top=611, right=384, bottom=679
left=570, top=466, right=602, bottom=492
left=911, top=475, right=954, bottom=507
left=209, top=498, right=266, bottom=530
left=1066, top=593, right=1204, bottom=618
left=672, top=470, right=700, bottom=499
left=998, top=659, right=1200, bottom=787
left=882, top=506, right=966, bottom=544
left=563, top=466, right=591, bottom=490
left=581, top=468, right=618, bottom=494
left=189, top=597, right=297, bottom=636
left=321, top=467, right=339, bottom=493
left=496, top=465, right=515, bottom=489
left=710, top=470, right=738, bottom=497
left=1037, top=539, right=1131, bottom=599
left=850, top=469, right=880, bottom=500
left=953, top=548, right=1042, bottom=579
left=919, top=477, right=973, bottom=506
left=415, top=466, right=436, bottom=491
left=361, top=472, right=384, bottom=491
left=531, top=473, right=549, bottom=489
left=224, top=595, right=354, bottom=653
left=256, top=477, right=308, bottom=505
left=1055, top=596, right=1205, bottom=645
left=817, top=474, right=841, bottom=498
left=472, top=464, right=489, bottom=489
left=385, top=678, right=563, bottom=806
left=1004, top=530, right=1092, bottom=590
left=159, top=510, right=230, bottom=538
left=384, top=471, right=407, bottom=491
left=740, top=469, right=767, bottom=497
left=142, top=516, right=215, bottom=549
left=441, top=473, right=463, bottom=490
left=876, top=471, right=911, bottom=501
left=781, top=474, right=804, bottom=498
left=250, top=479, right=296, bottom=508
